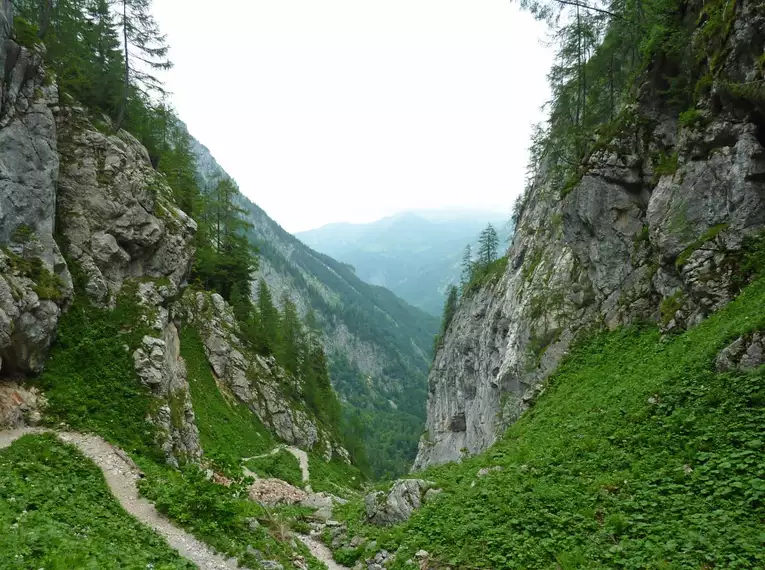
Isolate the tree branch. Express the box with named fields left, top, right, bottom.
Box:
left=554, top=0, right=621, bottom=18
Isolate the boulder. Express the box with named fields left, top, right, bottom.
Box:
left=365, top=479, right=437, bottom=525
left=716, top=332, right=765, bottom=372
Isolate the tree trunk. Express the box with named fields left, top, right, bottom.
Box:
left=114, top=0, right=129, bottom=132
left=37, top=0, right=53, bottom=39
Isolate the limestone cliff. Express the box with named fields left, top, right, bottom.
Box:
left=0, top=2, right=72, bottom=376
left=414, top=0, right=765, bottom=470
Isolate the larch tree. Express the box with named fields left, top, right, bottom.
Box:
left=113, top=0, right=171, bottom=132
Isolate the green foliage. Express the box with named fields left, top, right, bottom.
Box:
left=653, top=151, right=679, bottom=180
left=433, top=285, right=459, bottom=351
left=463, top=255, right=509, bottom=296
left=193, top=177, right=258, bottom=302
left=308, top=452, right=365, bottom=495
left=660, top=290, right=685, bottom=325
left=12, top=16, right=40, bottom=48
left=4, top=248, right=67, bottom=301
left=678, top=108, right=705, bottom=128
left=675, top=223, right=729, bottom=268
left=477, top=223, right=500, bottom=265
left=0, top=434, right=193, bottom=569
left=35, top=284, right=159, bottom=457
left=245, top=450, right=303, bottom=488
left=735, top=231, right=765, bottom=285
left=335, top=277, right=765, bottom=569
left=181, top=325, right=275, bottom=471
left=137, top=461, right=323, bottom=568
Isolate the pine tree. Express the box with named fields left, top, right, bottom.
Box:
left=477, top=224, right=499, bottom=265
left=278, top=294, right=303, bottom=375
left=460, top=245, right=473, bottom=287
left=256, top=279, right=279, bottom=355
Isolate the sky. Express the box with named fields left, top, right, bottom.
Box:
left=152, top=0, right=553, bottom=233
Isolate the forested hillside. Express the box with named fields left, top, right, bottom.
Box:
left=297, top=211, right=509, bottom=316
left=191, top=138, right=440, bottom=478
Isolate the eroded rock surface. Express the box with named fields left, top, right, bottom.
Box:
left=56, top=106, right=196, bottom=307
left=716, top=332, right=765, bottom=372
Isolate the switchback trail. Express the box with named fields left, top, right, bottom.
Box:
left=0, top=428, right=240, bottom=570
left=296, top=534, right=350, bottom=570
left=243, top=444, right=311, bottom=484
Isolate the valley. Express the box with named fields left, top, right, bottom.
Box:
left=1, top=0, right=765, bottom=568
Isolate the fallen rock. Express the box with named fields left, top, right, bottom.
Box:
left=248, top=478, right=308, bottom=506
left=477, top=466, right=503, bottom=477
left=716, top=332, right=765, bottom=372
left=365, top=479, right=437, bottom=525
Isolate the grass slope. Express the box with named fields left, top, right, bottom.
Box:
left=181, top=325, right=275, bottom=469
left=334, top=278, right=765, bottom=569
left=0, top=434, right=193, bottom=570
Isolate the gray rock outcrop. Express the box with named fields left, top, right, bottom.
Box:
left=414, top=0, right=765, bottom=470
left=134, top=281, right=202, bottom=465
left=56, top=106, right=196, bottom=307
left=0, top=3, right=73, bottom=376
left=716, top=332, right=765, bottom=372
left=364, top=479, right=436, bottom=526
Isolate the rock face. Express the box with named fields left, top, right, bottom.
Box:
left=56, top=106, right=196, bottom=306
left=0, top=3, right=73, bottom=376
left=414, top=0, right=765, bottom=470
left=176, top=290, right=350, bottom=461
left=133, top=282, right=202, bottom=465
left=364, top=479, right=436, bottom=526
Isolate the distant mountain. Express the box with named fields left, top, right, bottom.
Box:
left=190, top=138, right=439, bottom=478
left=297, top=211, right=512, bottom=316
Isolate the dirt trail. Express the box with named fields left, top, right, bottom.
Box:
left=0, top=428, right=240, bottom=570
left=296, top=534, right=350, bottom=570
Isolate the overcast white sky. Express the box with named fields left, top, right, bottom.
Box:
left=152, top=0, right=552, bottom=233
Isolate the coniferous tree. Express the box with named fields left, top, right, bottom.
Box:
left=460, top=245, right=473, bottom=287
left=477, top=224, right=499, bottom=265
left=113, top=0, right=171, bottom=132
left=278, top=294, right=303, bottom=375
left=256, top=279, right=279, bottom=355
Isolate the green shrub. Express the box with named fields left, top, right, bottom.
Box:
left=308, top=453, right=364, bottom=494
left=35, top=285, right=159, bottom=456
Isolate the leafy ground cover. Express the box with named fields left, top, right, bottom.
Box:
left=333, top=277, right=765, bottom=569
left=34, top=284, right=160, bottom=458
left=0, top=434, right=193, bottom=570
